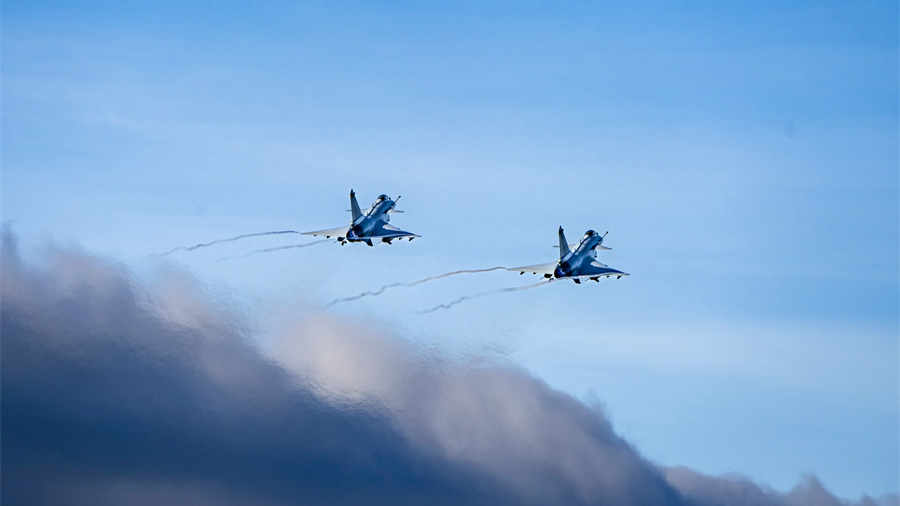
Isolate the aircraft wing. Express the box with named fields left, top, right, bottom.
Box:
left=301, top=226, right=350, bottom=238
left=569, top=261, right=629, bottom=279
left=507, top=261, right=558, bottom=275
left=370, top=223, right=420, bottom=239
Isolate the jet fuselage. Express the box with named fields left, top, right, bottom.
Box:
left=554, top=230, right=603, bottom=278
left=346, top=194, right=394, bottom=241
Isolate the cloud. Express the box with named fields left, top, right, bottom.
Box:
left=2, top=232, right=894, bottom=506
left=666, top=467, right=896, bottom=506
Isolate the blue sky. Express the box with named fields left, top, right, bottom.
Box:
left=3, top=0, right=897, bottom=499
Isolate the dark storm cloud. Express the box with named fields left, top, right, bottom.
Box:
left=2, top=232, right=894, bottom=506
left=2, top=234, right=491, bottom=506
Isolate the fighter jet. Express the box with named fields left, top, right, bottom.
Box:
left=302, top=190, right=420, bottom=246
left=508, top=227, right=628, bottom=283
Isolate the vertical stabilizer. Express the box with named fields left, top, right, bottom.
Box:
left=558, top=226, right=571, bottom=259
left=350, top=190, right=362, bottom=222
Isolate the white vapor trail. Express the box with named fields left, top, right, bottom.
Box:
left=157, top=230, right=301, bottom=256
left=213, top=239, right=331, bottom=262
left=415, top=279, right=552, bottom=314
left=324, top=267, right=507, bottom=308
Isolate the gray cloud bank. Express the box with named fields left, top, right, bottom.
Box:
left=2, top=234, right=895, bottom=506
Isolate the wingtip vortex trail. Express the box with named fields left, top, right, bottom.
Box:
left=414, top=279, right=552, bottom=314
left=213, top=239, right=331, bottom=263
left=324, top=267, right=507, bottom=308
left=157, top=230, right=301, bottom=256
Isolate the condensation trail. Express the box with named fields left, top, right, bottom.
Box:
left=157, top=230, right=301, bottom=256
left=213, top=239, right=331, bottom=262
left=324, top=267, right=507, bottom=308
left=415, top=279, right=552, bottom=314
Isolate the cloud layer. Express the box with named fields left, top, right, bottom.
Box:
left=2, top=233, right=893, bottom=506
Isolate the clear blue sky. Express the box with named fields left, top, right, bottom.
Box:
left=4, top=0, right=897, bottom=498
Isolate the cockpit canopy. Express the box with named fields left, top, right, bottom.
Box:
left=377, top=194, right=389, bottom=201
left=585, top=230, right=597, bottom=237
